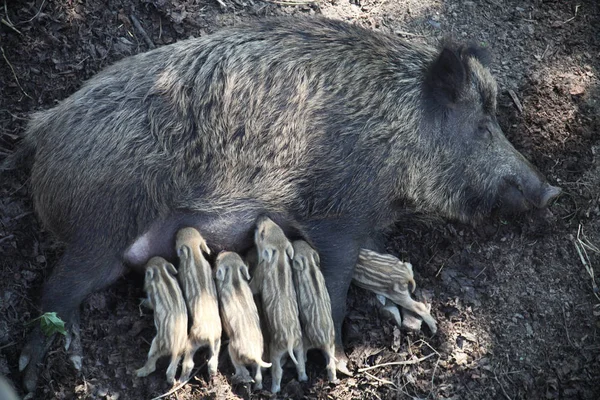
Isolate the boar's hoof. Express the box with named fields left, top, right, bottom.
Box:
left=64, top=324, right=83, bottom=371
left=19, top=329, right=56, bottom=394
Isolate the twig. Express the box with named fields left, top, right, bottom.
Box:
left=266, top=0, right=315, bottom=5
left=572, top=225, right=600, bottom=301
left=0, top=341, right=15, bottom=351
left=358, top=353, right=435, bottom=372
left=364, top=371, right=398, bottom=388
left=0, top=234, right=15, bottom=245
left=215, top=0, right=228, bottom=8
left=429, top=357, right=440, bottom=397
left=474, top=265, right=488, bottom=280
left=561, top=305, right=575, bottom=348
left=130, top=15, right=156, bottom=49
left=1, top=46, right=32, bottom=100
left=1, top=18, right=22, bottom=35
left=18, top=0, right=46, bottom=25
left=149, top=362, right=206, bottom=400
left=507, top=89, right=523, bottom=114
left=494, top=371, right=513, bottom=400
left=556, top=5, right=580, bottom=26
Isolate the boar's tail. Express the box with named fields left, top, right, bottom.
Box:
left=256, top=359, right=272, bottom=369
left=287, top=341, right=298, bottom=365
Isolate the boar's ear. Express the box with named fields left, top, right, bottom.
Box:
left=215, top=265, right=226, bottom=281
left=240, top=263, right=251, bottom=281
left=426, top=46, right=467, bottom=106
left=286, top=243, right=294, bottom=260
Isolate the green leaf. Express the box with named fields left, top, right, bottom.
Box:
left=39, top=312, right=67, bottom=336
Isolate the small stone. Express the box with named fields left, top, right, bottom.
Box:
left=526, top=322, right=534, bottom=336
left=454, top=351, right=468, bottom=365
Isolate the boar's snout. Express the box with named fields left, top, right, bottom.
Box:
left=500, top=175, right=561, bottom=213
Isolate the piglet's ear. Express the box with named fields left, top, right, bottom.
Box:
left=166, top=262, right=178, bottom=276
left=286, top=243, right=294, bottom=260
left=200, top=240, right=211, bottom=256
left=215, top=266, right=225, bottom=281
left=240, top=263, right=251, bottom=281
left=426, top=47, right=467, bottom=106
left=177, top=245, right=189, bottom=259
left=145, top=267, right=155, bottom=281
left=292, top=257, right=305, bottom=271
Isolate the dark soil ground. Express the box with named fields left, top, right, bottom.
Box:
left=1, top=0, right=599, bottom=399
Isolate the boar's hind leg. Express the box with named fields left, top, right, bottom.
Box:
left=20, top=246, right=124, bottom=393
left=305, top=219, right=363, bottom=377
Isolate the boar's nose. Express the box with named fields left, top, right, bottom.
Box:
left=538, top=184, right=561, bottom=208
left=500, top=178, right=560, bottom=213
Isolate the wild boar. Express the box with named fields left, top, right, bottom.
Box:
left=11, top=17, right=560, bottom=392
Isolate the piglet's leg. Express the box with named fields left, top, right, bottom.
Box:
left=324, top=344, right=339, bottom=383
left=229, top=347, right=252, bottom=384
left=179, top=342, right=197, bottom=382
left=136, top=337, right=160, bottom=377
left=166, top=352, right=183, bottom=384
left=207, top=337, right=221, bottom=377
left=294, top=344, right=308, bottom=382
left=253, top=363, right=263, bottom=390
left=269, top=348, right=284, bottom=394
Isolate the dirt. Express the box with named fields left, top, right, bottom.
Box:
left=1, top=0, right=599, bottom=399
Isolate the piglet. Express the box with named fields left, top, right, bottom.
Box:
left=136, top=257, right=188, bottom=384
left=353, top=249, right=437, bottom=334
left=215, top=251, right=271, bottom=389
left=251, top=216, right=306, bottom=393
left=291, top=240, right=338, bottom=383
left=175, top=227, right=222, bottom=380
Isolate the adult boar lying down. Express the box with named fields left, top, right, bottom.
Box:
left=10, top=16, right=560, bottom=393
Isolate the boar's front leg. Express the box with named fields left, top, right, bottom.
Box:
left=305, top=219, right=365, bottom=377
left=20, top=244, right=124, bottom=393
